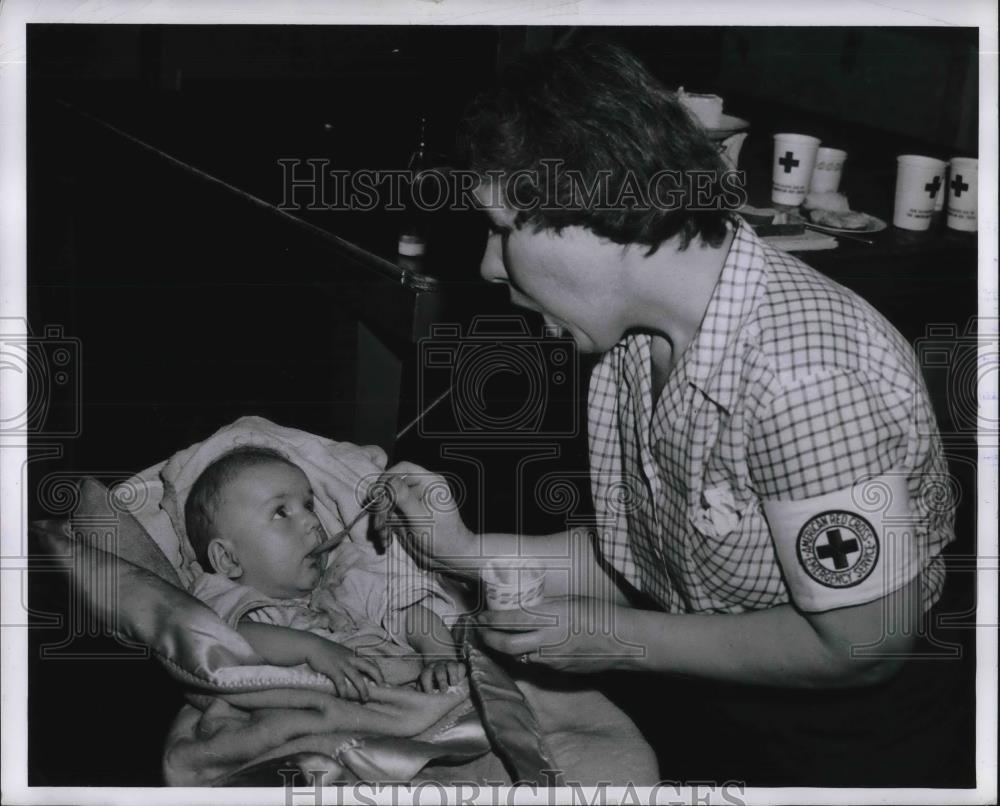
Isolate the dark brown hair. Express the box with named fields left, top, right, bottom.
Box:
left=457, top=41, right=733, bottom=251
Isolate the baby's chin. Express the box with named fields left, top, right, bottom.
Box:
left=302, top=556, right=326, bottom=586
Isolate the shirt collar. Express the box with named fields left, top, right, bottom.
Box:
left=677, top=220, right=767, bottom=414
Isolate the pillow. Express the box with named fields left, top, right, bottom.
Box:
left=73, top=476, right=181, bottom=587
left=104, top=462, right=200, bottom=589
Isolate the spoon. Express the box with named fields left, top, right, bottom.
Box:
left=307, top=489, right=389, bottom=558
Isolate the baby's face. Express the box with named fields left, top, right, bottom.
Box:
left=213, top=460, right=332, bottom=598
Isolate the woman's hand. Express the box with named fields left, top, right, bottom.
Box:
left=372, top=462, right=478, bottom=576
left=473, top=595, right=644, bottom=673
left=362, top=679, right=469, bottom=736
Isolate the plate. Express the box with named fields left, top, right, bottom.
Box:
left=705, top=114, right=750, bottom=140
left=803, top=212, right=888, bottom=234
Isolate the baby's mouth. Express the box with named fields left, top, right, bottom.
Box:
left=307, top=528, right=331, bottom=562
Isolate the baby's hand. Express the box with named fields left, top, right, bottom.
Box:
left=419, top=659, right=467, bottom=693
left=306, top=640, right=384, bottom=702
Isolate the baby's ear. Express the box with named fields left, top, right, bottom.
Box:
left=207, top=539, right=243, bottom=579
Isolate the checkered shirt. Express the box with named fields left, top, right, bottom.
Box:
left=587, top=221, right=953, bottom=614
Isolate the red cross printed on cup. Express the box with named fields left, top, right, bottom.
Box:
left=778, top=151, right=799, bottom=174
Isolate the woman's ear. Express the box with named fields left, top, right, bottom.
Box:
left=207, top=539, right=243, bottom=579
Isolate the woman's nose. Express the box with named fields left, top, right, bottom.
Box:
left=479, top=233, right=508, bottom=285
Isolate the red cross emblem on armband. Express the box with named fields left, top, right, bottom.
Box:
left=796, top=511, right=880, bottom=588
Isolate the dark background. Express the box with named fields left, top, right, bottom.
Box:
left=25, top=25, right=979, bottom=785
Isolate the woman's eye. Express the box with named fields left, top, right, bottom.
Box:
left=273, top=505, right=288, bottom=519
left=304, top=499, right=315, bottom=512
left=483, top=213, right=510, bottom=237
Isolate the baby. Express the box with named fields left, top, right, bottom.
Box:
left=184, top=445, right=465, bottom=700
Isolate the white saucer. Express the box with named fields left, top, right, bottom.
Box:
left=804, top=212, right=888, bottom=234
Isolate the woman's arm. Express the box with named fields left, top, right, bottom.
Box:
left=619, top=580, right=917, bottom=687
left=378, top=464, right=630, bottom=604
left=477, top=577, right=919, bottom=687
left=383, top=463, right=916, bottom=688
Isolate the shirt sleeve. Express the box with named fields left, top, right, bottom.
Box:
left=188, top=572, right=276, bottom=627
left=749, top=370, right=923, bottom=611
left=749, top=369, right=907, bottom=500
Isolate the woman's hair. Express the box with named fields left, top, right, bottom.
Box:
left=457, top=41, right=733, bottom=251
left=184, top=445, right=294, bottom=572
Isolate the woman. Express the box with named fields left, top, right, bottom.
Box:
left=381, top=42, right=962, bottom=787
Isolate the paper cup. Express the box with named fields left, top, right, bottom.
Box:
left=946, top=157, right=977, bottom=232
left=482, top=559, right=545, bottom=611
left=809, top=147, right=847, bottom=194
left=893, top=155, right=947, bottom=231
left=679, top=92, right=724, bottom=129
left=772, top=134, right=821, bottom=206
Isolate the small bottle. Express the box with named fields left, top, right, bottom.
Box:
left=398, top=115, right=429, bottom=258
left=397, top=227, right=426, bottom=258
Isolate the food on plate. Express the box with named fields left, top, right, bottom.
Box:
left=808, top=208, right=871, bottom=230
left=803, top=190, right=871, bottom=229
left=804, top=190, right=850, bottom=213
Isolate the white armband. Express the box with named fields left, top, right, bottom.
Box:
left=762, top=473, right=920, bottom=612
